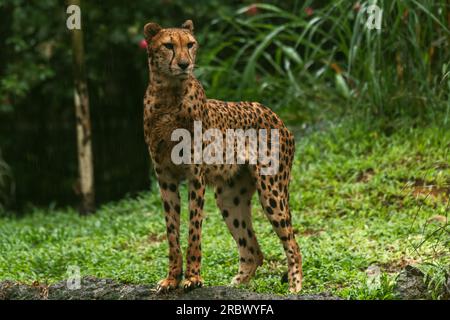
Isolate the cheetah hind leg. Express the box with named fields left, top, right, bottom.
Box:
left=256, top=179, right=303, bottom=293
left=215, top=174, right=264, bottom=286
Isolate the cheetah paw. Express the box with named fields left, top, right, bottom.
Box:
left=231, top=274, right=251, bottom=286
left=182, top=276, right=203, bottom=291
left=156, top=278, right=179, bottom=294
left=288, top=275, right=302, bottom=293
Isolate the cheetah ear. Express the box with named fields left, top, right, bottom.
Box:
left=181, top=20, right=194, bottom=33
left=144, top=22, right=162, bottom=42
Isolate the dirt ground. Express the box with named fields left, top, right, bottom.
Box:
left=0, top=276, right=340, bottom=300
left=1, top=266, right=445, bottom=300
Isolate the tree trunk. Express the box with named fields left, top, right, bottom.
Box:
left=69, top=0, right=95, bottom=214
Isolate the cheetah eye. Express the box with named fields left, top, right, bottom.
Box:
left=163, top=43, right=174, bottom=50
left=187, top=42, right=195, bottom=49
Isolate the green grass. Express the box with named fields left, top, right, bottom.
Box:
left=0, top=117, right=449, bottom=299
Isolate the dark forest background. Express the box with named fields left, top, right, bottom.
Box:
left=0, top=0, right=233, bottom=210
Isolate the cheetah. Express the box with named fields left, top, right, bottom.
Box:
left=142, top=20, right=302, bottom=293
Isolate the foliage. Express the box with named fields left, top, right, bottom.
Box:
left=1, top=0, right=449, bottom=119
left=197, top=0, right=450, bottom=122
left=1, top=117, right=448, bottom=299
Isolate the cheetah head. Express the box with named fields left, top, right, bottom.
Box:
left=144, top=20, right=197, bottom=79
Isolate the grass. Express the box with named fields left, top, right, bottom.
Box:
left=0, top=116, right=448, bottom=299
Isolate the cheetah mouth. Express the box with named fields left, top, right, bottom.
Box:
left=172, top=69, right=190, bottom=77
left=174, top=72, right=190, bottom=79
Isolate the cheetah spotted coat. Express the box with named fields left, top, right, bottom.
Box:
left=142, top=20, right=302, bottom=293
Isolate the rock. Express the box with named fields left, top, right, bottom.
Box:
left=47, top=277, right=155, bottom=300
left=0, top=280, right=43, bottom=300
left=0, top=276, right=340, bottom=300
left=394, top=265, right=430, bottom=299
left=180, top=286, right=339, bottom=300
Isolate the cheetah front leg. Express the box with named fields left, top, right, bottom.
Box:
left=155, top=177, right=183, bottom=293
left=183, top=174, right=206, bottom=291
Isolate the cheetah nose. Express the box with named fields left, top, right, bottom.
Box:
left=178, top=62, right=189, bottom=70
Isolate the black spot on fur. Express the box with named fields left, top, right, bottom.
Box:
left=222, top=209, right=229, bottom=218
left=269, top=198, right=277, bottom=208
left=193, top=179, right=201, bottom=190
left=196, top=197, right=203, bottom=208
left=164, top=201, right=170, bottom=212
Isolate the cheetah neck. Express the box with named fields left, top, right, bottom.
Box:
left=149, top=72, right=184, bottom=97
left=147, top=66, right=207, bottom=118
